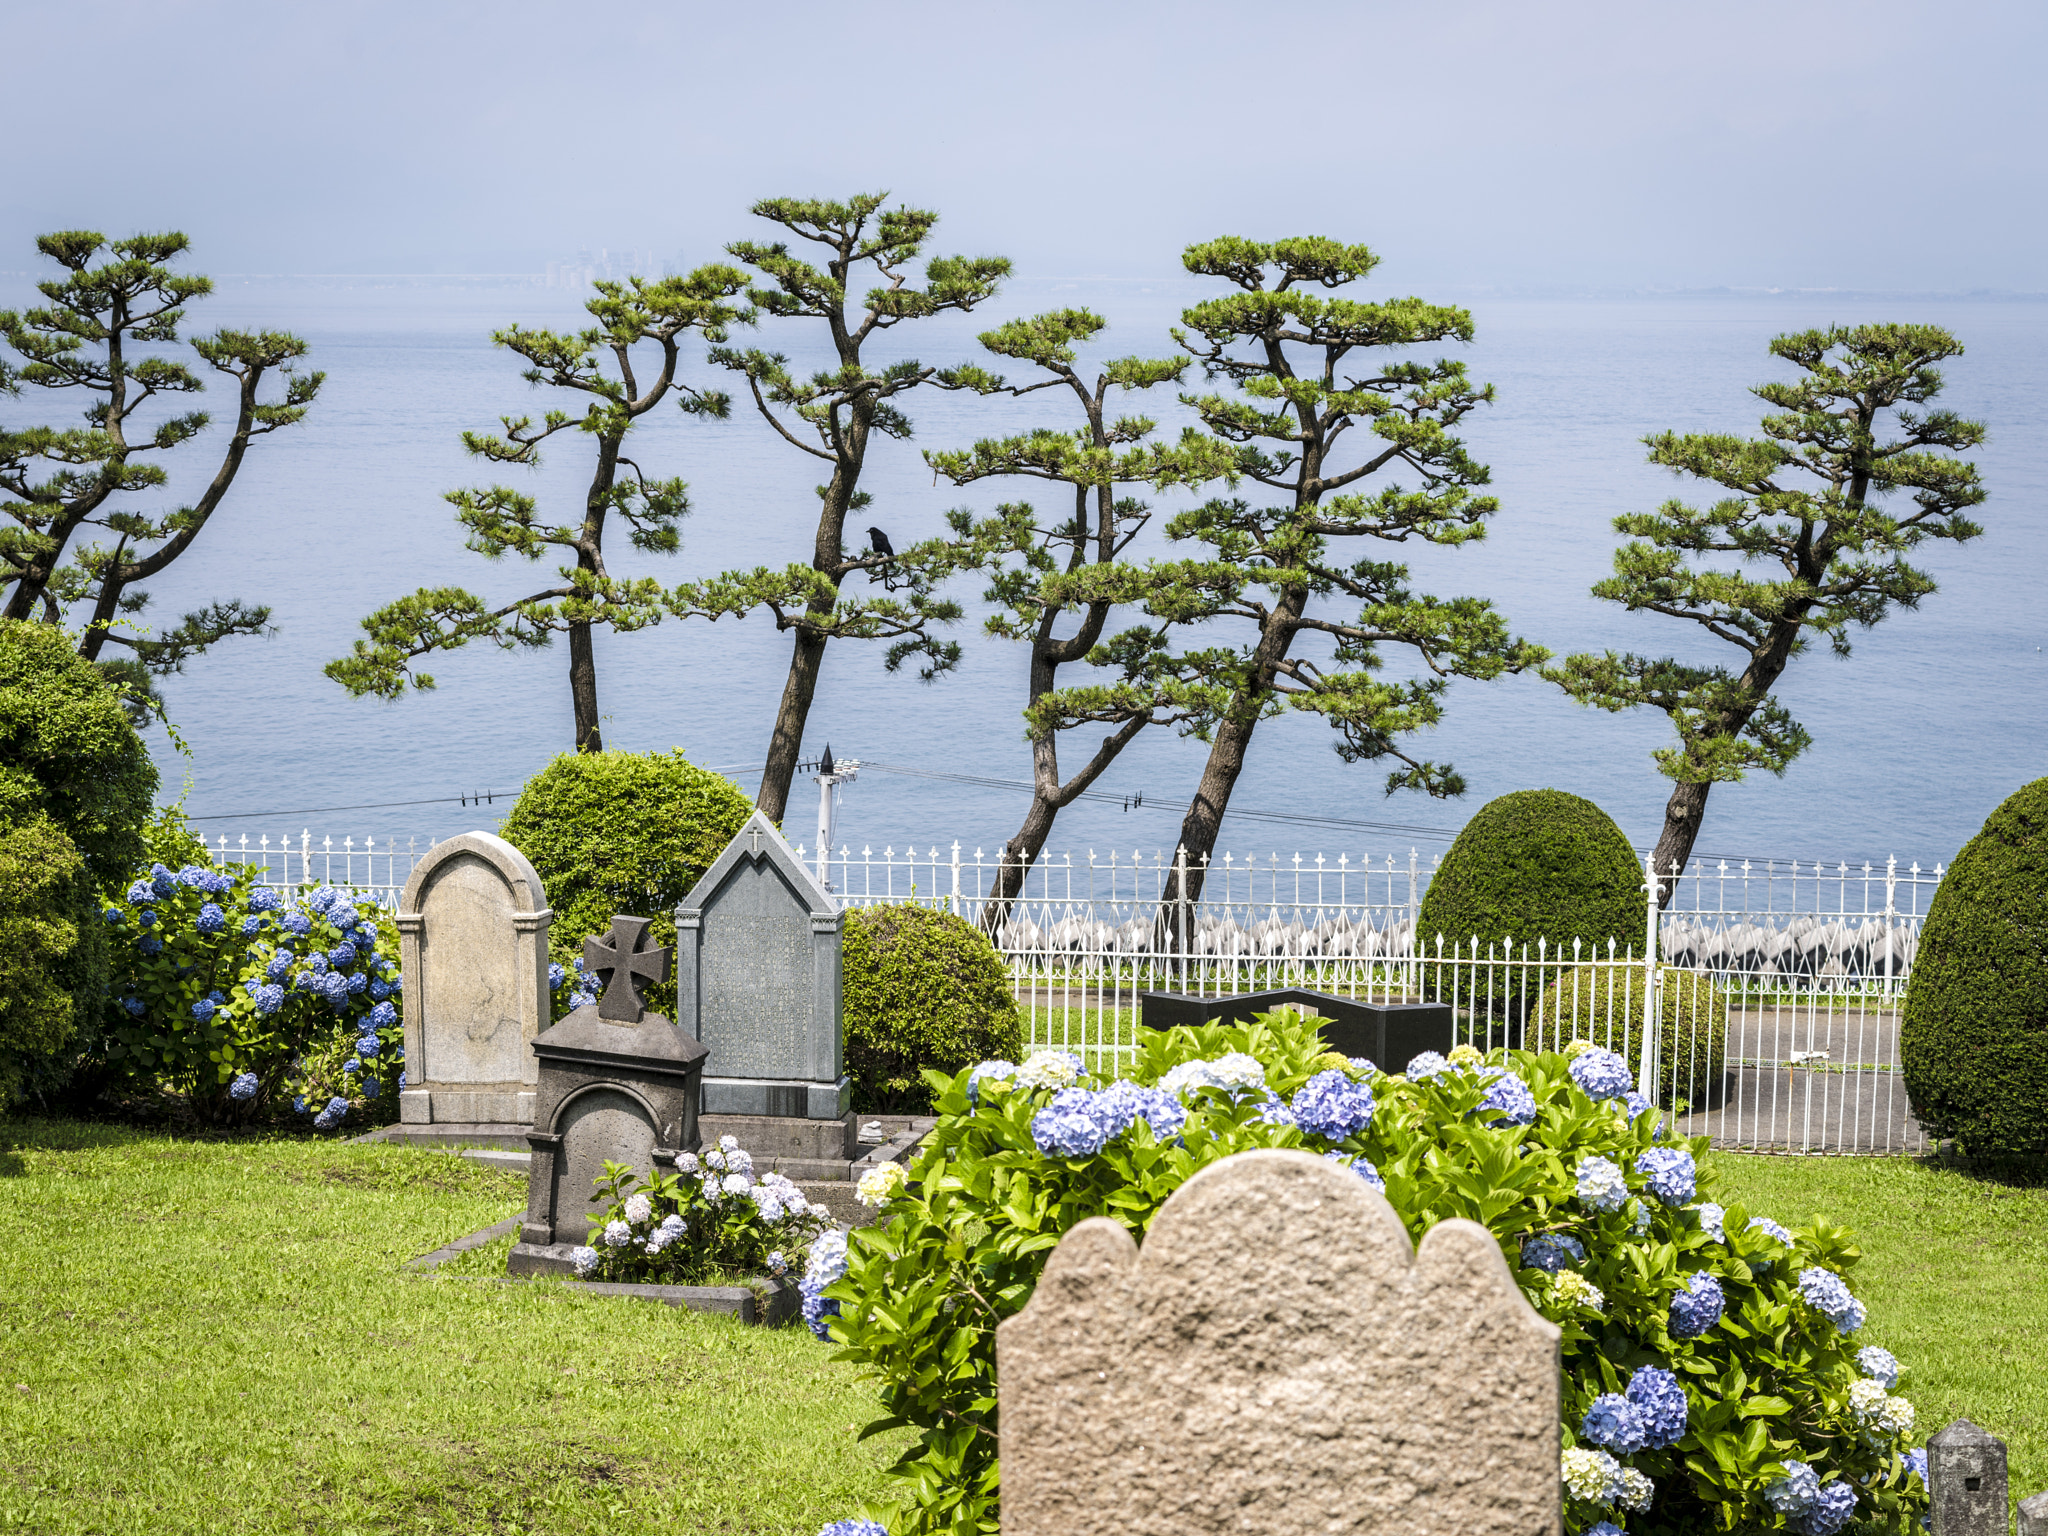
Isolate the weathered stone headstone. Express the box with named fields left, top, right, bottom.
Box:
left=676, top=810, right=849, bottom=1119
left=996, top=1148, right=1562, bottom=1536
left=396, top=831, right=551, bottom=1127
left=511, top=915, right=706, bottom=1274
left=1930, top=1419, right=2009, bottom=1536
left=2019, top=1488, right=2048, bottom=1536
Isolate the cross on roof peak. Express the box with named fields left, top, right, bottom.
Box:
left=747, top=823, right=767, bottom=855
left=581, top=915, right=671, bottom=1023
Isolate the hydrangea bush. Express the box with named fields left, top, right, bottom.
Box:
left=103, top=865, right=402, bottom=1126
left=815, top=1017, right=1927, bottom=1536
left=568, top=1136, right=834, bottom=1286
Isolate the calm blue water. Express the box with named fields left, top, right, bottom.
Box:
left=5, top=273, right=2041, bottom=872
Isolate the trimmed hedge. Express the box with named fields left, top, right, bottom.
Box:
left=1901, top=777, right=2048, bottom=1161
left=1417, top=789, right=1645, bottom=1007
left=1530, top=964, right=1729, bottom=1107
left=0, top=813, right=90, bottom=1107
left=843, top=905, right=1022, bottom=1113
left=500, top=749, right=754, bottom=1021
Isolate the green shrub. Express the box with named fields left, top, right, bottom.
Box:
left=0, top=813, right=91, bottom=1107
left=843, top=905, right=1023, bottom=1112
left=1901, top=777, right=2048, bottom=1162
left=500, top=749, right=755, bottom=1021
left=1530, top=964, right=1729, bottom=1106
left=0, top=620, right=157, bottom=1101
left=819, top=1021, right=1926, bottom=1536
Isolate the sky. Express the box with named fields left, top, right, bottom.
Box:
left=5, top=0, right=2045, bottom=291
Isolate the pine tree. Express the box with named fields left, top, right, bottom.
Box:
left=0, top=232, right=322, bottom=713
left=1545, top=324, right=1986, bottom=899
left=1144, top=236, right=1543, bottom=906
left=327, top=267, right=752, bottom=750
left=669, top=194, right=1010, bottom=821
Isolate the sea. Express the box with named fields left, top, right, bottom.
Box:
left=3, top=271, right=2041, bottom=875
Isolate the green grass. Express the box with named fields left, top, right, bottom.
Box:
left=1710, top=1152, right=2048, bottom=1504
left=0, top=1119, right=902, bottom=1535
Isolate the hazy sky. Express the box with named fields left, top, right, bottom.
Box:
left=6, top=0, right=2043, bottom=290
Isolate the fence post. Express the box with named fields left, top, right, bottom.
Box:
left=1883, top=854, right=1898, bottom=994
left=951, top=841, right=962, bottom=919
left=1638, top=854, right=1663, bottom=1103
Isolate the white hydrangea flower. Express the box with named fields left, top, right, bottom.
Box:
left=722, top=1172, right=753, bottom=1197
left=1561, top=1447, right=1622, bottom=1504
left=750, top=1184, right=787, bottom=1222
left=857, top=1161, right=908, bottom=1208
left=1210, top=1052, right=1267, bottom=1093
left=674, top=1152, right=700, bottom=1175
left=602, top=1219, right=632, bottom=1248
left=1856, top=1346, right=1901, bottom=1388
left=658, top=1213, right=685, bottom=1238
left=623, top=1192, right=652, bottom=1225
left=1695, top=1201, right=1727, bottom=1242
left=1615, top=1468, right=1654, bottom=1511
left=1849, top=1378, right=1915, bottom=1444
left=1447, top=1043, right=1484, bottom=1068
left=1014, top=1050, right=1083, bottom=1091
left=569, top=1245, right=599, bottom=1277
left=719, top=1135, right=740, bottom=1152
left=1158, top=1059, right=1226, bottom=1100
left=1553, top=1271, right=1606, bottom=1312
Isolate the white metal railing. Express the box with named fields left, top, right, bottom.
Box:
left=202, top=832, right=421, bottom=910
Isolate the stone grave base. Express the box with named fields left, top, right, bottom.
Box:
left=503, top=1243, right=799, bottom=1325
left=365, top=1123, right=534, bottom=1154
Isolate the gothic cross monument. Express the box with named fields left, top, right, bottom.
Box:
left=582, top=915, right=672, bottom=1022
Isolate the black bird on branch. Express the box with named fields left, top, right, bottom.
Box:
left=867, top=526, right=898, bottom=590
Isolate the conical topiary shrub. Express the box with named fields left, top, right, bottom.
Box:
left=1900, top=777, right=2048, bottom=1162
left=1416, top=789, right=1646, bottom=1009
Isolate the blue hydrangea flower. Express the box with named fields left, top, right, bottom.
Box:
left=357, top=1034, right=380, bottom=1059
left=293, top=1096, right=307, bottom=1113
left=548, top=961, right=567, bottom=991
left=137, top=910, right=158, bottom=929
left=126, top=880, right=158, bottom=905
left=1669, top=1271, right=1725, bottom=1338
left=1032, top=1087, right=1109, bottom=1157
left=239, top=915, right=261, bottom=936
left=1520, top=1233, right=1586, bottom=1273
left=1796, top=1481, right=1858, bottom=1536
left=228, top=1071, right=260, bottom=1101
left=313, top=1095, right=349, bottom=1131
left=1694, top=1201, right=1726, bottom=1241
left=362, top=1000, right=397, bottom=1032
left=1575, top=1154, right=1628, bottom=1213
left=190, top=998, right=216, bottom=1022
left=1091, top=1079, right=1184, bottom=1142
left=1405, top=1051, right=1450, bottom=1081
left=1901, top=1449, right=1927, bottom=1484
left=282, top=911, right=312, bottom=936
left=1749, top=1215, right=1794, bottom=1246
left=1290, top=1069, right=1375, bottom=1139
left=329, top=904, right=359, bottom=931
left=1857, top=1346, right=1901, bottom=1388
left=802, top=1229, right=850, bottom=1341
left=329, top=942, right=358, bottom=967
left=1625, top=1366, right=1688, bottom=1448
left=252, top=984, right=284, bottom=1015
left=815, top=1521, right=888, bottom=1536
left=1580, top=1525, right=1624, bottom=1536
left=1797, top=1268, right=1866, bottom=1335
left=1636, top=1146, right=1697, bottom=1206
left=102, top=906, right=122, bottom=925
left=1254, top=1090, right=1297, bottom=1128
left=248, top=887, right=282, bottom=913
left=1580, top=1392, right=1649, bottom=1455
left=138, top=935, right=163, bottom=957
left=1478, top=1067, right=1537, bottom=1126
left=149, top=867, right=176, bottom=899
left=346, top=971, right=368, bottom=995
left=1624, top=1089, right=1655, bottom=1119
left=362, top=1077, right=380, bottom=1099
left=121, top=996, right=144, bottom=1017
left=342, top=1058, right=360, bottom=1075
left=369, top=980, right=390, bottom=1001
left=1569, top=1047, right=1633, bottom=1101
left=1323, top=1150, right=1385, bottom=1190
left=1765, top=1461, right=1821, bottom=1516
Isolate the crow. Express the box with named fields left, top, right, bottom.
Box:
left=866, top=526, right=898, bottom=590
left=867, top=526, right=895, bottom=558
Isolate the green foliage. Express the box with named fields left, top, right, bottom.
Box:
left=0, top=231, right=318, bottom=681
left=102, top=865, right=401, bottom=1126
left=1532, top=966, right=1731, bottom=1106
left=1416, top=789, right=1646, bottom=1004
left=0, top=812, right=90, bottom=1107
left=842, top=906, right=1023, bottom=1112
left=577, top=1148, right=834, bottom=1285
left=1900, top=777, right=2048, bottom=1162
left=1545, top=325, right=1987, bottom=876
left=499, top=749, right=754, bottom=1020
left=825, top=1018, right=1924, bottom=1536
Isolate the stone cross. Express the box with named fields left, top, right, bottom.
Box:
left=1930, top=1419, right=2009, bottom=1536
left=582, top=915, right=671, bottom=1023
left=996, top=1148, right=1561, bottom=1536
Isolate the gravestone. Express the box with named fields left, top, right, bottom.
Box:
left=396, top=831, right=552, bottom=1128
left=1929, top=1419, right=2009, bottom=1536
left=676, top=810, right=849, bottom=1119
left=511, top=914, right=707, bottom=1274
left=997, top=1148, right=1561, bottom=1536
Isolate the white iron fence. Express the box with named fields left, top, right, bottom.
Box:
left=204, top=831, right=1943, bottom=1155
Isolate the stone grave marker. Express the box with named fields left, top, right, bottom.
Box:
left=511, top=914, right=707, bottom=1273
left=396, top=831, right=552, bottom=1128
left=1930, top=1419, right=2009, bottom=1536
left=675, top=809, right=849, bottom=1119
left=997, top=1147, right=1562, bottom=1536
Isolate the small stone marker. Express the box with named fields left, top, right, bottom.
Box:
left=676, top=809, right=849, bottom=1119
left=2019, top=1488, right=2048, bottom=1536
left=996, top=1148, right=1562, bottom=1536
left=1930, top=1419, right=2009, bottom=1536
left=396, top=832, right=552, bottom=1127
left=512, top=915, right=706, bottom=1271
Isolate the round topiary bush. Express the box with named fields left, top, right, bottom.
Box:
left=1900, top=777, right=2048, bottom=1162
left=1530, top=964, right=1729, bottom=1107
left=843, top=904, right=1023, bottom=1112
left=1417, top=789, right=1646, bottom=1006
left=500, top=749, right=754, bottom=1020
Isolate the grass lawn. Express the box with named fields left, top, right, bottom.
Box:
left=2, top=1118, right=2042, bottom=1534
left=1710, top=1152, right=2048, bottom=1506
left=0, top=1120, right=902, bottom=1536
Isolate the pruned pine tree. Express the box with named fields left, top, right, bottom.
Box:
left=1545, top=324, right=1986, bottom=901
left=327, top=268, right=753, bottom=751
left=925, top=308, right=1234, bottom=922
left=670, top=194, right=1010, bottom=822
left=0, top=232, right=321, bottom=716
left=1145, top=236, right=1544, bottom=907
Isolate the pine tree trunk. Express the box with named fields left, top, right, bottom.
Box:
left=758, top=628, right=826, bottom=823
left=1650, top=779, right=1711, bottom=908
left=569, top=620, right=602, bottom=753
left=982, top=736, right=1064, bottom=935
